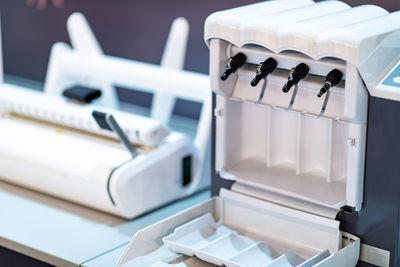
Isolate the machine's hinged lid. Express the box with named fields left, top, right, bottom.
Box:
left=204, top=0, right=400, bottom=101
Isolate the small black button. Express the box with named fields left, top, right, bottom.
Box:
left=63, top=86, right=102, bottom=103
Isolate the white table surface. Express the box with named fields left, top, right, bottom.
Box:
left=0, top=180, right=210, bottom=266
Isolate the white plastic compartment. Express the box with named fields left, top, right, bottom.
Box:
left=118, top=190, right=360, bottom=267
left=215, top=95, right=366, bottom=211
left=163, top=213, right=331, bottom=267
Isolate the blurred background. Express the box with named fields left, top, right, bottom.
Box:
left=0, top=0, right=398, bottom=115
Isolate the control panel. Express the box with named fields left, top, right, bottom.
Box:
left=382, top=61, right=400, bottom=88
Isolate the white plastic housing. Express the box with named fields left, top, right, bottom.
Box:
left=205, top=1, right=400, bottom=100
left=212, top=41, right=367, bottom=212
left=206, top=0, right=380, bottom=213
left=117, top=190, right=360, bottom=266
left=0, top=73, right=210, bottom=218
left=0, top=99, right=196, bottom=219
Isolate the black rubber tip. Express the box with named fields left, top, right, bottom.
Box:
left=251, top=77, right=260, bottom=87
left=282, top=81, right=293, bottom=93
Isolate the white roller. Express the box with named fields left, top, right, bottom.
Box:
left=0, top=84, right=169, bottom=147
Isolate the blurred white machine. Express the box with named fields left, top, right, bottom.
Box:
left=117, top=0, right=400, bottom=266
left=0, top=13, right=211, bottom=219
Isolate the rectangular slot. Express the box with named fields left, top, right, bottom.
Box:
left=163, top=213, right=235, bottom=255
left=182, top=155, right=192, bottom=186
left=298, top=250, right=330, bottom=267
left=268, top=108, right=298, bottom=168
left=216, top=98, right=268, bottom=171
left=197, top=233, right=256, bottom=265
left=329, top=121, right=348, bottom=182
left=265, top=252, right=305, bottom=267
left=227, top=242, right=279, bottom=267
left=298, top=115, right=331, bottom=177
left=241, top=102, right=268, bottom=162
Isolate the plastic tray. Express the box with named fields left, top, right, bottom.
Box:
left=163, top=213, right=331, bottom=267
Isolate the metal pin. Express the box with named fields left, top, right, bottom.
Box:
left=288, top=84, right=299, bottom=110
left=319, top=90, right=330, bottom=117
left=257, top=79, right=268, bottom=104
left=318, top=69, right=343, bottom=97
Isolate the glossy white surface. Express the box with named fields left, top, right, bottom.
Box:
left=162, top=212, right=333, bottom=267
left=204, top=0, right=313, bottom=46
left=240, top=1, right=351, bottom=51
left=0, top=83, right=205, bottom=218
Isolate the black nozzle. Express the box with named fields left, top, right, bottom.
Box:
left=221, top=70, right=231, bottom=81
left=221, top=53, right=247, bottom=81
left=282, top=63, right=309, bottom=93
left=250, top=58, right=277, bottom=87
left=317, top=69, right=343, bottom=97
